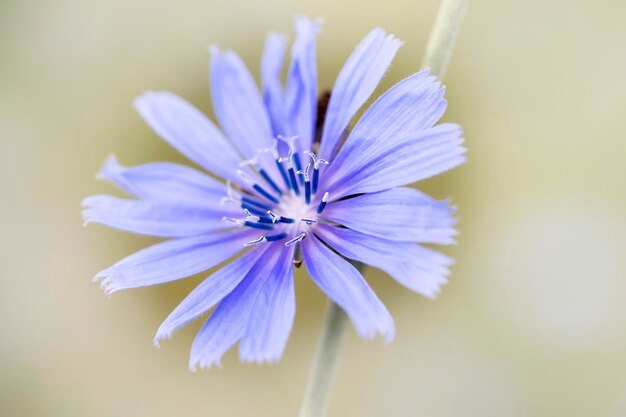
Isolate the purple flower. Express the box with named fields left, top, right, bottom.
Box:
left=83, top=17, right=466, bottom=369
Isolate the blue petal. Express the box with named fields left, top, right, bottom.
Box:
left=314, top=224, right=452, bottom=299
left=96, top=230, right=255, bottom=295
left=334, top=69, right=448, bottom=163
left=189, top=245, right=284, bottom=369
left=154, top=246, right=267, bottom=346
left=98, top=155, right=225, bottom=204
left=301, top=234, right=395, bottom=342
left=82, top=195, right=240, bottom=237
left=324, top=123, right=466, bottom=198
left=321, top=187, right=457, bottom=244
left=211, top=47, right=274, bottom=158
left=318, top=28, right=402, bottom=160
left=285, top=16, right=321, bottom=151
left=134, top=92, right=242, bottom=183
left=239, top=245, right=295, bottom=363
left=261, top=33, right=288, bottom=135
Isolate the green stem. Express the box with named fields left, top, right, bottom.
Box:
left=298, top=300, right=348, bottom=417
left=298, top=1, right=468, bottom=415
left=421, top=0, right=469, bottom=79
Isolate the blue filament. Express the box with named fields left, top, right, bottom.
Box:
left=253, top=184, right=280, bottom=204
left=276, top=160, right=291, bottom=190
left=260, top=169, right=282, bottom=195
left=257, top=216, right=275, bottom=224
left=293, top=152, right=304, bottom=185
left=312, top=167, right=320, bottom=194
left=241, top=205, right=267, bottom=217
left=266, top=232, right=287, bottom=242
left=241, top=197, right=271, bottom=211
left=304, top=180, right=311, bottom=204
left=317, top=200, right=327, bottom=214
left=288, top=168, right=300, bottom=195
left=244, top=221, right=274, bottom=230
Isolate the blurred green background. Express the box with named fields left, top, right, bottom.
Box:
left=2, top=0, right=626, bottom=416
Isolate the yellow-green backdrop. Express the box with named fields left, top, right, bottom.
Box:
left=2, top=0, right=625, bottom=416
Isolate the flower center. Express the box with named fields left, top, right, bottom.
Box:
left=278, top=193, right=313, bottom=222
left=220, top=137, right=330, bottom=249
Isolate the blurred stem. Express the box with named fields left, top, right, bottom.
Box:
left=298, top=1, right=468, bottom=416
left=421, top=0, right=469, bottom=79
left=298, top=299, right=349, bottom=417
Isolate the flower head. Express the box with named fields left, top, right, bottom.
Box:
left=83, top=17, right=466, bottom=369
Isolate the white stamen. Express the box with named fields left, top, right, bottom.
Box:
left=267, top=210, right=281, bottom=223
left=277, top=134, right=299, bottom=149
left=304, top=150, right=330, bottom=169
left=263, top=139, right=280, bottom=159
left=278, top=146, right=294, bottom=168
left=236, top=169, right=253, bottom=184
left=297, top=163, right=311, bottom=181
left=322, top=192, right=329, bottom=203
left=244, top=236, right=268, bottom=247
left=220, top=180, right=241, bottom=205
left=222, top=217, right=245, bottom=228
left=285, top=232, right=306, bottom=247
left=239, top=155, right=260, bottom=169
left=243, top=208, right=260, bottom=222
left=278, top=135, right=301, bottom=168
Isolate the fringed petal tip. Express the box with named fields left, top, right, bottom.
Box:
left=93, top=278, right=123, bottom=298
left=81, top=201, right=98, bottom=226
left=265, top=32, right=288, bottom=44
left=152, top=315, right=202, bottom=351
left=377, top=29, right=405, bottom=52
left=415, top=67, right=448, bottom=92
left=91, top=269, right=132, bottom=297
left=88, top=274, right=115, bottom=298
left=94, top=232, right=253, bottom=302
left=152, top=324, right=184, bottom=351
left=367, top=26, right=405, bottom=44
left=384, top=328, right=396, bottom=345
left=188, top=355, right=223, bottom=372
left=239, top=351, right=284, bottom=365
left=81, top=195, right=97, bottom=208
left=152, top=330, right=170, bottom=349
left=419, top=256, right=455, bottom=300
left=422, top=266, right=452, bottom=300
left=95, top=154, right=140, bottom=197
left=355, top=317, right=396, bottom=346
left=373, top=316, right=395, bottom=344
left=236, top=348, right=288, bottom=365
left=208, top=44, right=235, bottom=62
left=133, top=90, right=161, bottom=110
left=422, top=285, right=445, bottom=301
left=294, top=15, right=323, bottom=35
left=390, top=36, right=405, bottom=49
left=80, top=196, right=112, bottom=228
left=95, top=154, right=120, bottom=181
left=153, top=304, right=215, bottom=351
left=81, top=216, right=91, bottom=228
left=234, top=342, right=287, bottom=366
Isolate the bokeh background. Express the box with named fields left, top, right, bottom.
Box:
left=2, top=0, right=626, bottom=416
